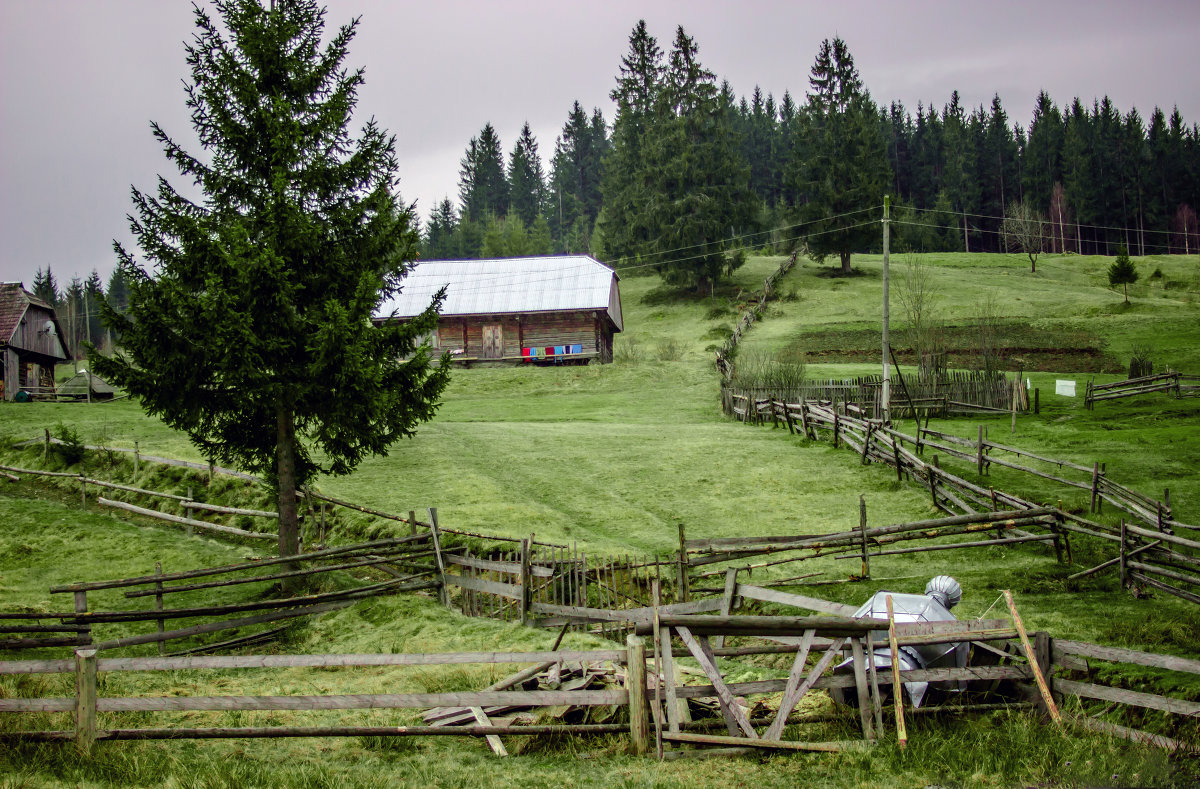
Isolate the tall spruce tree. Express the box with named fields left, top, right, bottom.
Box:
left=92, top=0, right=450, bottom=567
left=423, top=198, right=459, bottom=259
left=507, top=122, right=546, bottom=227
left=601, top=20, right=664, bottom=265
left=642, top=26, right=756, bottom=291
left=31, top=266, right=60, bottom=306
left=787, top=37, right=890, bottom=274
left=458, top=123, right=508, bottom=222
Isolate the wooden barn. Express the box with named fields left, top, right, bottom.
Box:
left=377, top=255, right=623, bottom=364
left=0, top=283, right=69, bottom=400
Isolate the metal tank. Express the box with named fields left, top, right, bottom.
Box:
left=833, top=576, right=967, bottom=708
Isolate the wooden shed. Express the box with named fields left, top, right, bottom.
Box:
left=377, top=256, right=623, bottom=364
left=0, top=283, right=69, bottom=400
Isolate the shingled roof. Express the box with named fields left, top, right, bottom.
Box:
left=375, top=255, right=623, bottom=331
left=0, top=282, right=56, bottom=344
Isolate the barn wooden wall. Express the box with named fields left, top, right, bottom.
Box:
left=433, top=310, right=617, bottom=363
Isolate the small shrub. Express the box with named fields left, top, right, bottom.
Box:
left=655, top=338, right=683, bottom=361
left=703, top=324, right=733, bottom=341
left=780, top=287, right=801, bottom=302
left=51, top=423, right=86, bottom=467
left=613, top=336, right=641, bottom=364
left=705, top=305, right=732, bottom=320
left=1148, top=266, right=1163, bottom=280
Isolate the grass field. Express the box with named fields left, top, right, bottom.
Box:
left=2, top=251, right=1199, bottom=787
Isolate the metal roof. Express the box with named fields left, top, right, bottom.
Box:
left=376, top=255, right=622, bottom=331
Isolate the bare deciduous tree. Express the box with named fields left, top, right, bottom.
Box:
left=1001, top=200, right=1049, bottom=273
left=897, top=253, right=942, bottom=381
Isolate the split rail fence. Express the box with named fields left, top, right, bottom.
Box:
left=2, top=597, right=1196, bottom=756
left=1084, top=371, right=1200, bottom=408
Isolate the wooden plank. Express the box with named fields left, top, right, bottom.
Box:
left=1004, top=591, right=1061, bottom=725
left=886, top=596, right=906, bottom=748
left=444, top=573, right=522, bottom=601
left=92, top=650, right=621, bottom=673
left=637, top=614, right=883, bottom=638
left=675, top=626, right=757, bottom=739
left=1055, top=678, right=1200, bottom=717
left=1070, top=714, right=1193, bottom=753
left=1052, top=640, right=1200, bottom=675
left=668, top=665, right=1034, bottom=701
left=76, top=689, right=629, bottom=713
left=735, top=585, right=858, bottom=616
left=529, top=597, right=723, bottom=624
left=444, top=553, right=553, bottom=578
left=96, top=498, right=274, bottom=539
left=763, top=631, right=845, bottom=742
left=658, top=615, right=680, bottom=734
left=848, top=637, right=874, bottom=739
left=661, top=732, right=870, bottom=752
left=469, top=707, right=508, bottom=757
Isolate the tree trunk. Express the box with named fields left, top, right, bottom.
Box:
left=276, top=403, right=301, bottom=591
left=840, top=251, right=852, bottom=275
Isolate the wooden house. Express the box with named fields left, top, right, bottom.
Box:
left=0, top=283, right=69, bottom=400
left=377, top=256, right=623, bottom=364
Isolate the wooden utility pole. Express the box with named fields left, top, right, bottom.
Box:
left=881, top=196, right=891, bottom=422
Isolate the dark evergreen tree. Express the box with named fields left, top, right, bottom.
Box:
left=787, top=37, right=890, bottom=274
left=601, top=20, right=664, bottom=265
left=1107, top=244, right=1137, bottom=303
left=641, top=26, right=756, bottom=290
left=507, top=122, right=546, bottom=228
left=423, top=198, right=459, bottom=259
left=1022, top=91, right=1063, bottom=214
left=91, top=0, right=450, bottom=567
left=458, top=123, right=508, bottom=222
left=31, top=266, right=60, bottom=306
left=548, top=102, right=607, bottom=251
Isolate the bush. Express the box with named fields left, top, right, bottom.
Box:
left=613, top=337, right=642, bottom=364
left=51, top=423, right=85, bottom=467
left=655, top=338, right=683, bottom=361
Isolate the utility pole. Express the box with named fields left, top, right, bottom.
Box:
left=882, top=195, right=891, bottom=422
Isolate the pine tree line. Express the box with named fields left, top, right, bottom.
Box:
left=428, top=23, right=1200, bottom=277
left=30, top=265, right=129, bottom=357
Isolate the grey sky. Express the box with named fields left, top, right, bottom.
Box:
left=2, top=0, right=1198, bottom=288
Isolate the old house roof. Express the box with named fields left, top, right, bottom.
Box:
left=376, top=256, right=623, bottom=331
left=0, top=282, right=66, bottom=353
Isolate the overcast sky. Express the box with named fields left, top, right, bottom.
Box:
left=2, top=0, right=1198, bottom=288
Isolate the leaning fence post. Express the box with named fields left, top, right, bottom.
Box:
left=43, top=428, right=50, bottom=464
left=714, top=567, right=739, bottom=649
left=79, top=473, right=87, bottom=507
left=1090, top=462, right=1100, bottom=513
left=859, top=495, right=870, bottom=579
left=1119, top=519, right=1128, bottom=588
left=977, top=425, right=985, bottom=475
left=133, top=440, right=140, bottom=476
left=74, top=648, right=98, bottom=754
left=185, top=486, right=194, bottom=539
left=626, top=634, right=650, bottom=756
left=428, top=507, right=450, bottom=607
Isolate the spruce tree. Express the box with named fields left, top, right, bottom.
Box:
left=507, top=122, right=545, bottom=227
left=787, top=37, right=890, bottom=274
left=91, top=0, right=450, bottom=567
left=423, top=198, right=459, bottom=260
left=459, top=123, right=508, bottom=222
left=601, top=20, right=664, bottom=265
left=31, top=266, right=59, bottom=306
left=1108, top=245, right=1138, bottom=303
left=641, top=27, right=756, bottom=291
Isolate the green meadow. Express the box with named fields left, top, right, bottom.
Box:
left=1, top=251, right=1199, bottom=787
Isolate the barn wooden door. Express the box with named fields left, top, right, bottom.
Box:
left=482, top=324, right=503, bottom=358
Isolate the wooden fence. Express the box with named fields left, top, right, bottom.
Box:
left=1, top=536, right=440, bottom=654
left=723, top=371, right=1027, bottom=422
left=3, top=601, right=1195, bottom=756
left=1084, top=371, right=1193, bottom=408
left=715, top=395, right=1199, bottom=609
left=714, top=253, right=798, bottom=379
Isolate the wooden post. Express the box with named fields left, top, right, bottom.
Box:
left=833, top=413, right=840, bottom=449
left=154, top=562, right=166, bottom=656
left=408, top=510, right=417, bottom=537
left=520, top=536, right=532, bottom=626
left=1011, top=375, right=1018, bottom=434
left=319, top=502, right=326, bottom=545
left=848, top=637, right=875, bottom=740
left=207, top=459, right=214, bottom=485
left=428, top=507, right=450, bottom=607
left=976, top=425, right=984, bottom=475
left=43, top=428, right=50, bottom=464
left=1119, top=519, right=1127, bottom=588
left=886, top=595, right=907, bottom=748
left=133, top=440, right=140, bottom=476
left=73, top=589, right=90, bottom=644
left=1003, top=590, right=1061, bottom=725
left=676, top=523, right=689, bottom=603
left=79, top=473, right=86, bottom=507
left=1034, top=388, right=1039, bottom=414
left=627, top=634, right=650, bottom=756
left=714, top=567, right=738, bottom=649
left=1090, top=462, right=1100, bottom=514
left=185, top=485, right=194, bottom=538
left=859, top=495, right=870, bottom=579
left=74, top=648, right=98, bottom=754
left=892, top=440, right=904, bottom=482
left=861, top=424, right=873, bottom=464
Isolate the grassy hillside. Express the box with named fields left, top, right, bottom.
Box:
left=1, top=251, right=1199, bottom=786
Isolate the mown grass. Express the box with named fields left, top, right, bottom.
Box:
left=1, top=252, right=1199, bottom=786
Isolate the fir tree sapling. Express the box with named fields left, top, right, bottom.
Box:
left=1107, top=245, right=1138, bottom=304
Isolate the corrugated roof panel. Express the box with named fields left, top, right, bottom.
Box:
left=375, top=256, right=621, bottom=328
